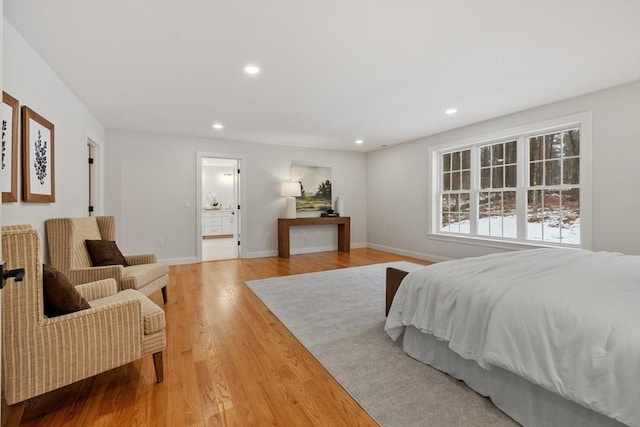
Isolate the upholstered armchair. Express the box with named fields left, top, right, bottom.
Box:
left=1, top=225, right=166, bottom=405
left=45, top=216, right=168, bottom=303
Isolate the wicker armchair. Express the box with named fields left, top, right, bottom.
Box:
left=1, top=225, right=166, bottom=405
left=45, top=216, right=168, bottom=303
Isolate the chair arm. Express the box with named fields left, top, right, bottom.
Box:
left=68, top=266, right=123, bottom=286
left=75, top=278, right=118, bottom=301
left=125, top=254, right=157, bottom=265
left=37, top=300, right=145, bottom=382
left=42, top=298, right=143, bottom=326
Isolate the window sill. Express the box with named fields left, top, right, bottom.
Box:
left=427, top=232, right=585, bottom=252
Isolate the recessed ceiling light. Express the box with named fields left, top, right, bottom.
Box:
left=244, top=65, right=261, bottom=75
left=446, top=108, right=458, bottom=115
left=212, top=123, right=223, bottom=130
left=355, top=139, right=364, bottom=145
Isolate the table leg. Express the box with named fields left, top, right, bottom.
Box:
left=278, top=221, right=290, bottom=258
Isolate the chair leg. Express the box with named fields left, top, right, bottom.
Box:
left=161, top=286, right=168, bottom=304
left=153, top=351, right=164, bottom=383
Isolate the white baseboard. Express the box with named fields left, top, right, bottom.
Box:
left=163, top=242, right=444, bottom=264
left=246, top=242, right=366, bottom=258
left=244, top=249, right=278, bottom=258
left=366, top=243, right=452, bottom=263
left=159, top=256, right=199, bottom=265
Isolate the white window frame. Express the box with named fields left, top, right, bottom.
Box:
left=427, top=112, right=592, bottom=251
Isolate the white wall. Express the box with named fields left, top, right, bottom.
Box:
left=367, top=80, right=640, bottom=259
left=202, top=164, right=234, bottom=209
left=105, top=130, right=367, bottom=263
left=2, top=20, right=105, bottom=247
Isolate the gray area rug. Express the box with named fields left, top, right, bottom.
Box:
left=246, top=262, right=517, bottom=427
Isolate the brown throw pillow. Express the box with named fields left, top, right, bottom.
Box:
left=85, top=240, right=129, bottom=267
left=42, top=264, right=91, bottom=317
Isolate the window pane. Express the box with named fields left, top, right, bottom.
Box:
left=527, top=190, right=543, bottom=241
left=442, top=194, right=450, bottom=212
left=443, top=172, right=451, bottom=191
left=563, top=158, right=579, bottom=185
left=459, top=213, right=470, bottom=234
left=450, top=194, right=459, bottom=212
left=452, top=151, right=461, bottom=170
left=492, top=144, right=504, bottom=166
left=545, top=134, right=562, bottom=159
left=505, top=140, right=517, bottom=164
left=461, top=150, right=470, bottom=170
left=563, top=129, right=580, bottom=157
left=481, top=168, right=491, bottom=189
left=452, top=171, right=461, bottom=190
left=479, top=192, right=489, bottom=215
left=443, top=153, right=451, bottom=172
left=490, top=191, right=503, bottom=214
left=478, top=192, right=490, bottom=236
left=530, top=136, right=543, bottom=161
left=503, top=191, right=516, bottom=238
left=478, top=212, right=490, bottom=235
left=480, top=146, right=491, bottom=167
left=505, top=165, right=517, bottom=187
left=490, top=215, right=503, bottom=237
left=459, top=193, right=470, bottom=212
left=543, top=190, right=561, bottom=242
left=545, top=160, right=561, bottom=185
left=461, top=170, right=470, bottom=190
left=442, top=213, right=450, bottom=229
left=560, top=187, right=580, bottom=244
left=530, top=162, right=543, bottom=186
left=450, top=213, right=460, bottom=232
left=492, top=166, right=504, bottom=189
left=504, top=191, right=516, bottom=215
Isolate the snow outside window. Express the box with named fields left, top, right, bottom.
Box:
left=430, top=114, right=591, bottom=249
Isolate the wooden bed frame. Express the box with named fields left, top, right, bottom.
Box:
left=385, top=267, right=409, bottom=316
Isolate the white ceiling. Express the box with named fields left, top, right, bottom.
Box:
left=4, top=1, right=640, bottom=152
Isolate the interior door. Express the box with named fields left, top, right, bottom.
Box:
left=232, top=160, right=240, bottom=257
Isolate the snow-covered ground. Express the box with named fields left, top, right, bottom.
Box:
left=443, top=215, right=580, bottom=244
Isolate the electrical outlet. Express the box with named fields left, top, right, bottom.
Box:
left=383, top=229, right=388, bottom=236
left=184, top=200, right=191, bottom=208
left=157, top=238, right=164, bottom=246
left=266, top=232, right=272, bottom=240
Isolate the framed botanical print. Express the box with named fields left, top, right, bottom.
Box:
left=22, top=106, right=55, bottom=203
left=1, top=92, right=19, bottom=202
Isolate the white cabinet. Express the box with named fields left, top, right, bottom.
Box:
left=222, top=211, right=234, bottom=235
left=203, top=209, right=234, bottom=237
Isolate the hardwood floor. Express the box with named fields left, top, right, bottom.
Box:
left=7, top=248, right=430, bottom=426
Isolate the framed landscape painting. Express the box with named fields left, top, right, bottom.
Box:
left=22, top=106, right=55, bottom=203
left=1, top=92, right=19, bottom=202
left=291, top=165, right=332, bottom=212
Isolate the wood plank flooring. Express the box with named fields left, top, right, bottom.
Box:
left=6, top=248, right=430, bottom=426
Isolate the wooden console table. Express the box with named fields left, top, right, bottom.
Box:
left=278, top=217, right=351, bottom=258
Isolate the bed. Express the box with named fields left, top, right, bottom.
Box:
left=384, top=248, right=640, bottom=427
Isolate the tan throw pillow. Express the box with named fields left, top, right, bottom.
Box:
left=42, top=264, right=91, bottom=317
left=85, top=240, right=129, bottom=267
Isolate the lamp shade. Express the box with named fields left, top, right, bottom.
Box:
left=281, top=182, right=301, bottom=197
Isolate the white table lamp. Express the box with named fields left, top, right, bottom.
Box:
left=281, top=182, right=301, bottom=219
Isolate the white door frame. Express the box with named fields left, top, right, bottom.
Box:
left=196, top=151, right=247, bottom=261
left=86, top=134, right=104, bottom=216
left=0, top=0, right=4, bottom=420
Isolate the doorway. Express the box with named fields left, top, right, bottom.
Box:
left=198, top=155, right=241, bottom=261
left=86, top=139, right=100, bottom=216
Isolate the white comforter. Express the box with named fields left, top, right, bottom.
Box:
left=385, top=248, right=640, bottom=427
